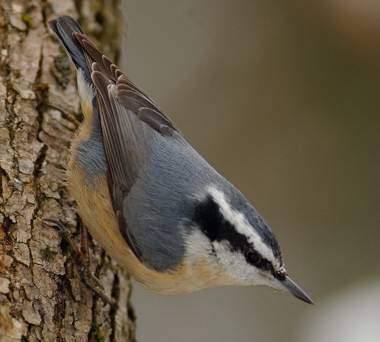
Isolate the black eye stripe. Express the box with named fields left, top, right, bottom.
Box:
left=246, top=250, right=272, bottom=272
left=192, top=195, right=275, bottom=273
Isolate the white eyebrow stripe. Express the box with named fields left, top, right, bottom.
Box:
left=207, top=186, right=278, bottom=267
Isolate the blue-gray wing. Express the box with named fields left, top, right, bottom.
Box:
left=74, top=33, right=179, bottom=261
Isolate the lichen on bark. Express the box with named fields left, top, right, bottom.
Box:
left=0, top=0, right=135, bottom=341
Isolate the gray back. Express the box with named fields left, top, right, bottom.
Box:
left=123, top=131, right=220, bottom=271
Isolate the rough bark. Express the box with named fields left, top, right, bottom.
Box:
left=0, top=0, right=136, bottom=341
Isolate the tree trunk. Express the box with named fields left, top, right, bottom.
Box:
left=0, top=0, right=136, bottom=341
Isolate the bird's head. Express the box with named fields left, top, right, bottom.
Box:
left=188, top=185, right=313, bottom=304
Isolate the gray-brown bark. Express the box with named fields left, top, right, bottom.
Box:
left=0, top=0, right=136, bottom=341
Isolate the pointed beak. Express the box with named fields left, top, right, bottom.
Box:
left=280, top=276, right=314, bottom=304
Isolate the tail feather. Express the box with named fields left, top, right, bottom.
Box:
left=49, top=16, right=91, bottom=83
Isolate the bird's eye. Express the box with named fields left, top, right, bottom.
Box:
left=246, top=250, right=274, bottom=272
left=246, top=250, right=263, bottom=267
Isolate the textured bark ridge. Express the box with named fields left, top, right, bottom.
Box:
left=0, top=0, right=136, bottom=341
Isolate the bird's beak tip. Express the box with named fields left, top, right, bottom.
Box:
left=280, top=275, right=314, bottom=305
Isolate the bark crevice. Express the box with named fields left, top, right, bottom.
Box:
left=0, top=1, right=136, bottom=341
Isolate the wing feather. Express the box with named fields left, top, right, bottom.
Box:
left=73, top=33, right=178, bottom=260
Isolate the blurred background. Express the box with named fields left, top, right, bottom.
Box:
left=121, top=1, right=380, bottom=341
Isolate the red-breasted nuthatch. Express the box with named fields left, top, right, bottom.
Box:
left=49, top=16, right=313, bottom=303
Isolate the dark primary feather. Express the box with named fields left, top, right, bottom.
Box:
left=73, top=32, right=177, bottom=197
left=48, top=16, right=91, bottom=83
left=72, top=32, right=180, bottom=262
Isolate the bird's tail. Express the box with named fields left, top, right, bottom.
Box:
left=48, top=16, right=91, bottom=83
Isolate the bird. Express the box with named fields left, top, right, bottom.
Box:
left=48, top=15, right=313, bottom=304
